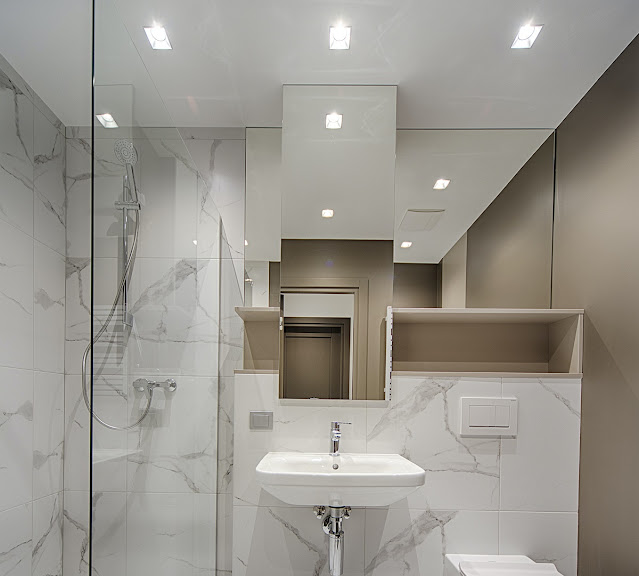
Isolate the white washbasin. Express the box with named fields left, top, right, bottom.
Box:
left=256, top=452, right=425, bottom=507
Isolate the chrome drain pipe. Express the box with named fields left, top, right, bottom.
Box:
left=315, top=506, right=351, bottom=576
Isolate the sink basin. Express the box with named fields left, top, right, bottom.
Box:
left=256, top=452, right=425, bottom=507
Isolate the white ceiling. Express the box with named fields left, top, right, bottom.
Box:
left=1, top=0, right=639, bottom=129
left=1, top=1, right=638, bottom=265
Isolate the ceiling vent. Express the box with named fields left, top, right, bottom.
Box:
left=399, top=209, right=445, bottom=232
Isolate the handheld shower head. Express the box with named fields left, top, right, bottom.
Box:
left=114, top=140, right=140, bottom=207
left=114, top=139, right=138, bottom=165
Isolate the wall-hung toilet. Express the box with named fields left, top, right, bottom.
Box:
left=445, top=555, right=563, bottom=576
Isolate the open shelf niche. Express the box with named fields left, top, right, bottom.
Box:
left=235, top=307, right=280, bottom=372
left=390, top=308, right=584, bottom=376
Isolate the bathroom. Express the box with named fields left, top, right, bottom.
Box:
left=0, top=1, right=638, bottom=575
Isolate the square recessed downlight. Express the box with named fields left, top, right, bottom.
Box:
left=96, top=113, right=118, bottom=128
left=322, top=209, right=334, bottom=218
left=326, top=113, right=343, bottom=129
left=512, top=24, right=543, bottom=49
left=144, top=26, right=172, bottom=50
left=433, top=178, right=451, bottom=190
left=400, top=241, right=413, bottom=249
left=329, top=25, right=351, bottom=50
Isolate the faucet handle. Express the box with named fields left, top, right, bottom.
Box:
left=331, top=421, right=352, bottom=430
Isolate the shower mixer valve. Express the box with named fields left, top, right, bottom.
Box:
left=133, top=378, right=178, bottom=398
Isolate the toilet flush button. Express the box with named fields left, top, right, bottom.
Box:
left=460, top=398, right=518, bottom=437
left=494, top=405, right=510, bottom=427
left=468, top=405, right=494, bottom=427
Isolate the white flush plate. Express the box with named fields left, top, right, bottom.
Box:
left=460, top=397, right=518, bottom=437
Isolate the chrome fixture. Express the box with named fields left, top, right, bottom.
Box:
left=80, top=140, right=158, bottom=431
left=330, top=421, right=351, bottom=456
left=314, top=505, right=351, bottom=576
left=133, top=378, right=178, bottom=398
left=114, top=139, right=140, bottom=333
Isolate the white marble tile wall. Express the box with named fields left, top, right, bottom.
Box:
left=63, top=128, right=246, bottom=576
left=232, top=373, right=581, bottom=576
left=0, top=58, right=65, bottom=576
left=180, top=129, right=246, bottom=576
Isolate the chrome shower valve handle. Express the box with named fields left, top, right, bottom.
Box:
left=133, top=378, right=178, bottom=398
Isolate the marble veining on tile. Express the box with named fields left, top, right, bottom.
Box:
left=365, top=510, right=457, bottom=575
left=0, top=71, right=34, bottom=225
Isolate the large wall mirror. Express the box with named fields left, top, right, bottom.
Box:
left=243, top=85, right=555, bottom=400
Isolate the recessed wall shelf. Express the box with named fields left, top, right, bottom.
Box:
left=390, top=308, right=584, bottom=375
left=235, top=307, right=281, bottom=371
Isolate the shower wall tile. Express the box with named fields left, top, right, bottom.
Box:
left=32, top=492, right=63, bottom=576
left=65, top=257, right=120, bottom=376
left=63, top=375, right=89, bottom=493
left=64, top=138, right=91, bottom=259
left=34, top=243, right=65, bottom=374
left=63, top=490, right=129, bottom=576
left=0, top=54, right=63, bottom=136
left=0, top=367, right=34, bottom=513
left=128, top=257, right=218, bottom=377
left=135, top=137, right=199, bottom=260
left=367, top=377, right=501, bottom=512
left=216, top=492, right=234, bottom=575
left=127, top=375, right=218, bottom=494
left=62, top=491, right=89, bottom=576
left=233, top=504, right=365, bottom=576
left=217, top=376, right=234, bottom=494
left=33, top=372, right=64, bottom=499
left=196, top=174, right=221, bottom=259
left=64, top=375, right=128, bottom=493
left=0, top=501, right=32, bottom=576
left=186, top=137, right=245, bottom=261
left=34, top=107, right=66, bottom=256
left=499, top=511, right=578, bottom=576
left=0, top=68, right=34, bottom=237
left=0, top=220, right=34, bottom=370
left=126, top=492, right=216, bottom=576
left=64, top=257, right=91, bottom=374
left=92, top=492, right=127, bottom=576
left=500, top=377, right=581, bottom=513
left=364, top=508, right=498, bottom=576
left=0, top=57, right=66, bottom=576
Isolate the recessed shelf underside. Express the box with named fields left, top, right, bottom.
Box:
left=235, top=306, right=280, bottom=322
left=392, top=308, right=584, bottom=324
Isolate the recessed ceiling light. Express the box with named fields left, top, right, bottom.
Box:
left=192, top=239, right=198, bottom=245
left=512, top=24, right=543, bottom=49
left=326, top=113, right=343, bottom=129
left=400, top=241, right=413, bottom=249
left=329, top=25, right=351, bottom=50
left=322, top=209, right=334, bottom=218
left=244, top=240, right=248, bottom=246
left=433, top=178, right=451, bottom=190
left=144, top=26, right=172, bottom=50
left=96, top=113, right=118, bottom=128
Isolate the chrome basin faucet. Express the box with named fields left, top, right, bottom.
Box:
left=330, top=421, right=352, bottom=456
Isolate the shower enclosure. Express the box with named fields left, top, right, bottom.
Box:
left=63, top=1, right=245, bottom=575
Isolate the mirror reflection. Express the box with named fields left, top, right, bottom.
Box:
left=242, top=90, right=555, bottom=400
